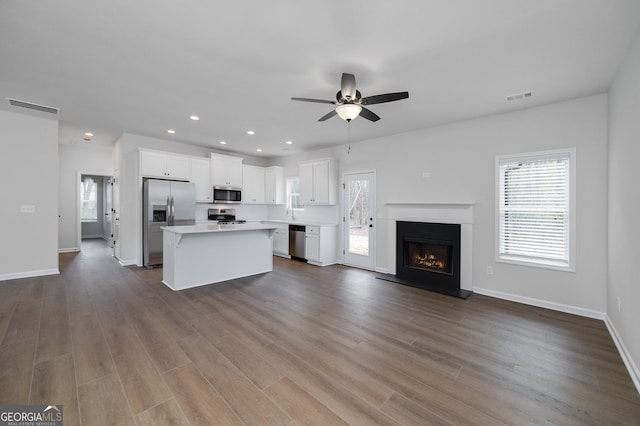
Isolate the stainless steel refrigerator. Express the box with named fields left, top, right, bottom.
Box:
left=143, top=179, right=196, bottom=267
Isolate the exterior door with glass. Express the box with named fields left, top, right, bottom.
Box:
left=343, top=172, right=376, bottom=270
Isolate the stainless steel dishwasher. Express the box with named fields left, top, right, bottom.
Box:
left=289, top=224, right=306, bottom=261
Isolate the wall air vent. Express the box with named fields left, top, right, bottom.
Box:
left=6, top=98, right=60, bottom=115
left=505, top=91, right=533, bottom=102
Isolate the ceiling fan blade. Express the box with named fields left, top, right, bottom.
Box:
left=318, top=110, right=337, bottom=121
left=341, top=73, right=357, bottom=100
left=291, top=97, right=335, bottom=104
left=361, top=91, right=409, bottom=105
left=359, top=107, right=380, bottom=122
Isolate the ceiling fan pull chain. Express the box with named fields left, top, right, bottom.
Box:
left=347, top=121, right=351, bottom=155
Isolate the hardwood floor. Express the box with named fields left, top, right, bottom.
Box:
left=1, top=239, right=639, bottom=425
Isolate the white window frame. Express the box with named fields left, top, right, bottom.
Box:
left=286, top=176, right=303, bottom=211
left=495, top=148, right=576, bottom=272
left=80, top=176, right=99, bottom=223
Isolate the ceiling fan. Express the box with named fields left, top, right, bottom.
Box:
left=292, top=73, right=409, bottom=122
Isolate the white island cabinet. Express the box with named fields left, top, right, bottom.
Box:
left=162, top=223, right=278, bottom=290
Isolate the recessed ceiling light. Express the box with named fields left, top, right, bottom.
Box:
left=167, top=129, right=176, bottom=134
left=285, top=140, right=293, bottom=145
left=256, top=148, right=262, bottom=152
left=220, top=141, right=227, bottom=145
left=190, top=115, right=200, bottom=121
left=84, top=132, right=94, bottom=137
left=247, top=130, right=255, bottom=135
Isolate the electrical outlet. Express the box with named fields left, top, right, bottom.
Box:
left=486, top=265, right=493, bottom=275
left=421, top=171, right=430, bottom=178
left=617, top=297, right=621, bottom=312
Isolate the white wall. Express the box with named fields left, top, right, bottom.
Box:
left=271, top=94, right=609, bottom=316
left=0, top=110, right=59, bottom=280
left=608, top=29, right=640, bottom=389
left=58, top=144, right=113, bottom=251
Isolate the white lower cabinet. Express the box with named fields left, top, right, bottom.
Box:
left=263, top=221, right=336, bottom=264
left=263, top=222, right=289, bottom=257
left=305, top=227, right=320, bottom=262
left=305, top=225, right=337, bottom=266
left=273, top=225, right=289, bottom=256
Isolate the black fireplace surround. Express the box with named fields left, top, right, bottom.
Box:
left=393, top=221, right=471, bottom=299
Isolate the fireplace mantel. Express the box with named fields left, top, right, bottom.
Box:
left=386, top=202, right=474, bottom=224
left=385, top=203, right=474, bottom=291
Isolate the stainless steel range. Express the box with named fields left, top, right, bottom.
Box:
left=207, top=208, right=246, bottom=225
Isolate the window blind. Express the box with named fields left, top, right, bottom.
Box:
left=498, top=152, right=570, bottom=265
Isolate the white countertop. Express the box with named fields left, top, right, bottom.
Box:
left=259, top=219, right=338, bottom=227
left=195, top=219, right=339, bottom=227
left=162, top=223, right=279, bottom=235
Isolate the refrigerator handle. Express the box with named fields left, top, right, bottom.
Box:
left=166, top=196, right=172, bottom=226
left=170, top=196, right=175, bottom=226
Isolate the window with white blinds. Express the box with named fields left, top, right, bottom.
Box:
left=497, top=149, right=575, bottom=271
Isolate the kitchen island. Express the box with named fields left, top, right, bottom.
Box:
left=161, top=223, right=278, bottom=290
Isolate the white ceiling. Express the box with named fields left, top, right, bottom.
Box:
left=1, top=1, right=639, bottom=157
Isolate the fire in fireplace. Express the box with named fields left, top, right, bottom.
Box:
left=405, top=241, right=453, bottom=275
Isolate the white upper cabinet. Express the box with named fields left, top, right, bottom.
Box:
left=140, top=150, right=190, bottom=180
left=210, top=153, right=243, bottom=187
left=265, top=166, right=284, bottom=205
left=299, top=158, right=337, bottom=205
left=242, top=165, right=265, bottom=204
left=191, top=158, right=212, bottom=202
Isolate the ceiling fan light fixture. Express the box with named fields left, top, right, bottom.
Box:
left=336, top=103, right=362, bottom=121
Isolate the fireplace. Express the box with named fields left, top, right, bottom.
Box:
left=393, top=221, right=471, bottom=298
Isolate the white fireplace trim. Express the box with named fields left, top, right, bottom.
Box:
left=386, top=203, right=474, bottom=291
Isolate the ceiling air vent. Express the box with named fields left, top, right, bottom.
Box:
left=505, top=91, right=533, bottom=102
left=6, top=98, right=60, bottom=115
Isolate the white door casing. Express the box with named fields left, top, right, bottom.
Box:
left=343, top=171, right=376, bottom=270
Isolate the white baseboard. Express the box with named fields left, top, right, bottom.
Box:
left=118, top=259, right=137, bottom=266
left=473, top=287, right=606, bottom=320
left=0, top=268, right=60, bottom=282
left=605, top=316, right=640, bottom=395
left=307, top=260, right=338, bottom=267
left=375, top=267, right=389, bottom=274
left=58, top=248, right=79, bottom=253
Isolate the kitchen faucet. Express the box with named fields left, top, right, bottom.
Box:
left=286, top=206, right=296, bottom=221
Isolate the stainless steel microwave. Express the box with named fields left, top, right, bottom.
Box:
left=213, top=186, right=242, bottom=204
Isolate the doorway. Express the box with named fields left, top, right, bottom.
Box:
left=343, top=171, right=376, bottom=270
left=78, top=173, right=114, bottom=252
